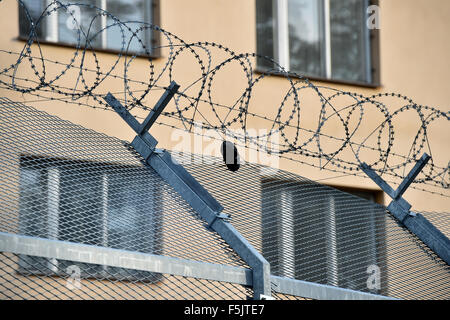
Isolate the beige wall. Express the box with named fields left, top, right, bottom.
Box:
left=0, top=0, right=448, bottom=212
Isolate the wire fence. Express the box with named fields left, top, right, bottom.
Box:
left=0, top=97, right=448, bottom=300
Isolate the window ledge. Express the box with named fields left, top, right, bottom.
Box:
left=254, top=67, right=382, bottom=89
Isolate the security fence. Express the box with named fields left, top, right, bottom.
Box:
left=0, top=97, right=448, bottom=300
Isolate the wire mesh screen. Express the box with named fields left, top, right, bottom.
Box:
left=0, top=97, right=449, bottom=300
left=0, top=252, right=252, bottom=300
left=180, top=155, right=450, bottom=300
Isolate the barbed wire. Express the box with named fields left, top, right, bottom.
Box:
left=0, top=1, right=448, bottom=196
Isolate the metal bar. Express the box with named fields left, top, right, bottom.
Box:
left=47, top=166, right=59, bottom=273
left=325, top=195, right=338, bottom=286
left=131, top=134, right=157, bottom=160
left=138, top=81, right=180, bottom=134
left=280, top=189, right=295, bottom=279
left=101, top=0, right=107, bottom=49
left=363, top=0, right=372, bottom=83
left=393, top=153, right=430, bottom=199
left=323, top=0, right=332, bottom=78
left=270, top=275, right=395, bottom=300
left=0, top=232, right=252, bottom=286
left=101, top=173, right=109, bottom=248
left=144, top=0, right=153, bottom=53
left=45, top=0, right=58, bottom=43
left=0, top=232, right=400, bottom=300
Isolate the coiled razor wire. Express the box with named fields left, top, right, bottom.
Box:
left=0, top=1, right=448, bottom=199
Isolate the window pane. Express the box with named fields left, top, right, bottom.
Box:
left=57, top=0, right=103, bottom=48
left=288, top=0, right=325, bottom=77
left=18, top=0, right=156, bottom=56
left=330, top=0, right=369, bottom=82
left=261, top=180, right=329, bottom=281
left=256, top=0, right=276, bottom=69
left=105, top=0, right=150, bottom=54
left=334, top=195, right=381, bottom=292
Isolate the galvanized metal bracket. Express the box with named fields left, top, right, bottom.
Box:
left=360, top=154, right=450, bottom=265
left=103, top=83, right=271, bottom=299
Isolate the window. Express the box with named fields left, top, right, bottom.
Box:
left=18, top=0, right=160, bottom=56
left=18, top=156, right=161, bottom=281
left=256, top=0, right=380, bottom=85
left=261, top=179, right=387, bottom=295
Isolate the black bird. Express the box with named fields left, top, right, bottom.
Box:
left=221, top=141, right=240, bottom=172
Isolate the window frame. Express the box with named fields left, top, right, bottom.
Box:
left=256, top=0, right=381, bottom=88
left=17, top=0, right=161, bottom=58
left=17, top=155, right=162, bottom=283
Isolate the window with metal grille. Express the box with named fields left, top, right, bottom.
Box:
left=18, top=0, right=160, bottom=56
left=18, top=156, right=162, bottom=281
left=256, top=0, right=380, bottom=86
left=261, top=179, right=387, bottom=295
